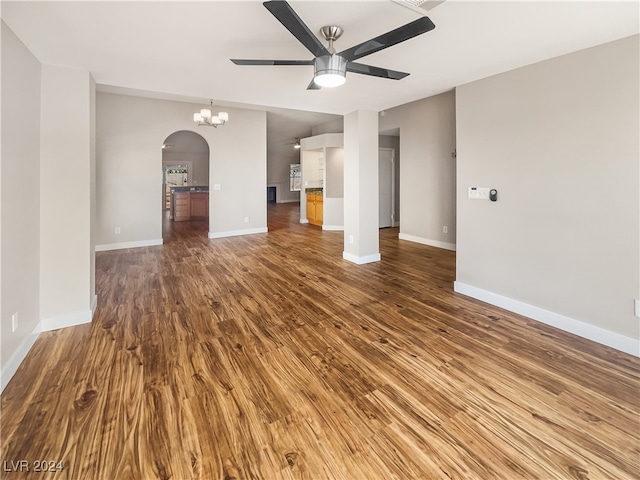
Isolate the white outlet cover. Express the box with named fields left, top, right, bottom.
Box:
left=635, top=299, right=640, bottom=318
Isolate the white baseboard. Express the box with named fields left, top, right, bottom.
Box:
left=454, top=281, right=639, bottom=357
left=277, top=199, right=300, bottom=204
left=95, top=238, right=163, bottom=252
left=322, top=225, right=344, bottom=231
left=399, top=233, right=456, bottom=251
left=40, top=307, right=93, bottom=332
left=208, top=227, right=268, bottom=239
left=343, top=251, right=381, bottom=265
left=1, top=323, right=42, bottom=393
left=300, top=219, right=309, bottom=224
left=1, top=298, right=98, bottom=393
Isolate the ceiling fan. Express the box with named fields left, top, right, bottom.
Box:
left=231, top=0, right=435, bottom=90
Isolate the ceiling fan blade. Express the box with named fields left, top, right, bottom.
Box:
left=347, top=62, right=409, bottom=80
left=231, top=59, right=313, bottom=66
left=306, top=78, right=321, bottom=90
left=338, top=16, right=435, bottom=62
left=263, top=1, right=330, bottom=57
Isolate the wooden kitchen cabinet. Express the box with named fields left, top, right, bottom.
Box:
left=172, top=191, right=209, bottom=221
left=190, top=192, right=209, bottom=219
left=306, top=193, right=323, bottom=226
left=173, top=192, right=191, bottom=222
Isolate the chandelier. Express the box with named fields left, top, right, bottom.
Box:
left=193, top=100, right=229, bottom=127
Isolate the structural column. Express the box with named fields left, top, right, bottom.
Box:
left=343, top=110, right=380, bottom=264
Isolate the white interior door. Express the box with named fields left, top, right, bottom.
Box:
left=379, top=148, right=394, bottom=228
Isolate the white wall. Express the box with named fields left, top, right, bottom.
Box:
left=96, top=93, right=267, bottom=247
left=40, top=65, right=95, bottom=322
left=1, top=21, right=41, bottom=368
left=311, top=117, right=344, bottom=136
left=325, top=147, right=344, bottom=199
left=323, top=147, right=345, bottom=230
left=455, top=35, right=639, bottom=353
left=379, top=91, right=457, bottom=250
left=1, top=22, right=97, bottom=388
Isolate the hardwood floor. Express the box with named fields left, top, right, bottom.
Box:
left=2, top=202, right=639, bottom=479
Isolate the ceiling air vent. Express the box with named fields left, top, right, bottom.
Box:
left=393, top=0, right=446, bottom=12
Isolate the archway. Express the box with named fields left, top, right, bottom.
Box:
left=161, top=131, right=210, bottom=235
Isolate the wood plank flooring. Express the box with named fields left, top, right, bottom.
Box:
left=2, top=202, right=639, bottom=479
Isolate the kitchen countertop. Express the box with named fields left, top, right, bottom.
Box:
left=170, top=186, right=209, bottom=193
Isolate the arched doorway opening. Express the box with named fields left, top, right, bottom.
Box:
left=162, top=131, right=210, bottom=238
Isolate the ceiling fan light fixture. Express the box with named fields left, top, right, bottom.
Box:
left=313, top=55, right=347, bottom=88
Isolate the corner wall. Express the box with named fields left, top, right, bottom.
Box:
left=1, top=21, right=41, bottom=370
left=2, top=22, right=97, bottom=390
left=40, top=65, right=95, bottom=324
left=455, top=35, right=640, bottom=354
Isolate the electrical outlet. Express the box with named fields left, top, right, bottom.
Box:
left=244, top=217, right=250, bottom=223
left=443, top=226, right=448, bottom=234
left=635, top=299, right=640, bottom=318
left=11, top=312, right=18, bottom=333
left=115, top=227, right=121, bottom=234
left=349, top=235, right=354, bottom=244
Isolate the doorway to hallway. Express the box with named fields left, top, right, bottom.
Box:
left=379, top=147, right=395, bottom=229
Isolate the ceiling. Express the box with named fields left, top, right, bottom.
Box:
left=2, top=1, right=638, bottom=139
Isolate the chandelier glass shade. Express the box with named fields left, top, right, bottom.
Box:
left=194, top=100, right=229, bottom=127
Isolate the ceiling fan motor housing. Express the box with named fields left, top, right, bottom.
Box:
left=313, top=54, right=348, bottom=87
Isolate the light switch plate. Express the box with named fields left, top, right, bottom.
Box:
left=468, top=187, right=490, bottom=200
